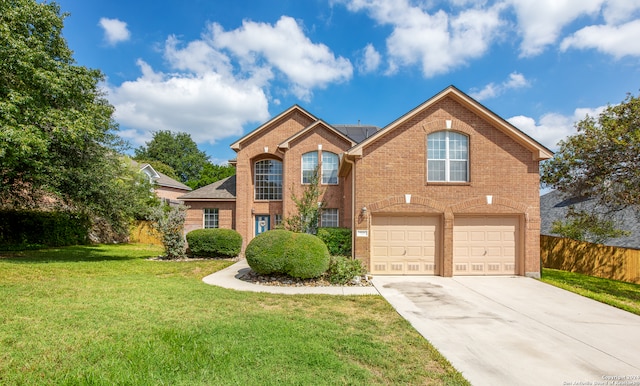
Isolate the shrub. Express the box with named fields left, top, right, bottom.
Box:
left=325, top=256, right=366, bottom=284
left=186, top=228, right=242, bottom=258
left=245, top=230, right=330, bottom=279
left=285, top=233, right=330, bottom=279
left=148, top=205, right=187, bottom=260
left=245, top=230, right=293, bottom=275
left=0, top=210, right=90, bottom=250
left=317, top=227, right=352, bottom=256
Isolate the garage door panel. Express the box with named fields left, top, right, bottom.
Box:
left=453, top=216, right=518, bottom=276
left=371, top=215, right=438, bottom=275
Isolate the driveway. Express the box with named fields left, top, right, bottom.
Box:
left=372, top=276, right=640, bottom=386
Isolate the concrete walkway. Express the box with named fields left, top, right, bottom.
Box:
left=372, top=275, right=640, bottom=386
left=201, top=259, right=379, bottom=295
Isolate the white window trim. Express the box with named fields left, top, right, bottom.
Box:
left=203, top=208, right=219, bottom=229
left=427, top=131, right=469, bottom=183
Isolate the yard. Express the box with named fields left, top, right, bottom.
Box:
left=0, top=244, right=468, bottom=385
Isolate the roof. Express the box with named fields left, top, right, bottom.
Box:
left=178, top=175, right=236, bottom=200
left=540, top=190, right=640, bottom=249
left=332, top=124, right=381, bottom=143
left=278, top=120, right=357, bottom=149
left=346, top=85, right=553, bottom=161
left=133, top=161, right=192, bottom=191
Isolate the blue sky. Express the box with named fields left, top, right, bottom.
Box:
left=55, top=0, right=640, bottom=164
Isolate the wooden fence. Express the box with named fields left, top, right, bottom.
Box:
left=541, top=235, right=640, bottom=284
left=129, top=221, right=162, bottom=246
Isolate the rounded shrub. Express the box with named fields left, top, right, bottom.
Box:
left=285, top=233, right=330, bottom=279
left=245, top=229, right=293, bottom=275
left=186, top=228, right=242, bottom=258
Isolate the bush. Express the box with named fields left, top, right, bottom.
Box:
left=325, top=256, right=366, bottom=284
left=317, top=227, right=352, bottom=256
left=245, top=230, right=293, bottom=275
left=285, top=233, right=330, bottom=279
left=148, top=205, right=187, bottom=260
left=245, top=230, right=330, bottom=279
left=186, top=228, right=242, bottom=258
left=0, top=210, right=90, bottom=250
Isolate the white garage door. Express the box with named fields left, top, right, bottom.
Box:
left=453, top=216, right=518, bottom=275
left=370, top=215, right=438, bottom=275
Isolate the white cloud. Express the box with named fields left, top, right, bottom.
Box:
left=98, top=18, right=131, bottom=46
left=470, top=72, right=530, bottom=100
left=560, top=19, right=640, bottom=58
left=359, top=43, right=382, bottom=73
left=338, top=0, right=504, bottom=77
left=508, top=106, right=605, bottom=150
left=210, top=16, right=353, bottom=100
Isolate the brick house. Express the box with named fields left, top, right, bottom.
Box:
left=136, top=161, right=192, bottom=205
left=179, top=86, right=552, bottom=277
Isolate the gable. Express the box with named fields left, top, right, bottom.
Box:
left=278, top=120, right=356, bottom=151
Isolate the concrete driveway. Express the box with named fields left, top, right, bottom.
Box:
left=372, top=276, right=640, bottom=386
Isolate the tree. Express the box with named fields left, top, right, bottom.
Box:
left=283, top=167, right=325, bottom=234
left=542, top=92, right=640, bottom=241
left=188, top=162, right=235, bottom=189
left=134, top=131, right=209, bottom=185
left=148, top=204, right=187, bottom=260
left=0, top=0, right=156, bottom=240
left=550, top=208, right=629, bottom=244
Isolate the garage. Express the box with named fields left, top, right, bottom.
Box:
left=370, top=215, right=439, bottom=275
left=453, top=216, right=518, bottom=275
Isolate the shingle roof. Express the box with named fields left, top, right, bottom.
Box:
left=332, top=124, right=381, bottom=143
left=540, top=190, right=640, bottom=249
left=178, top=175, right=236, bottom=200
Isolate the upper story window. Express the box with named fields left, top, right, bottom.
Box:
left=301, top=151, right=339, bottom=185
left=427, top=131, right=469, bottom=182
left=255, top=159, right=283, bottom=200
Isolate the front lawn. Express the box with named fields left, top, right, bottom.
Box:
left=0, top=244, right=468, bottom=385
left=541, top=268, right=640, bottom=316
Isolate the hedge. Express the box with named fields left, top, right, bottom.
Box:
left=0, top=210, right=90, bottom=249
left=186, top=228, right=242, bottom=258
left=317, top=227, right=352, bottom=256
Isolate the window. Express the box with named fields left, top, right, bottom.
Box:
left=322, top=152, right=338, bottom=184
left=320, top=208, right=339, bottom=227
left=302, top=152, right=318, bottom=184
left=427, top=131, right=468, bottom=182
left=204, top=208, right=219, bottom=228
left=255, top=159, right=283, bottom=200
left=274, top=214, right=282, bottom=226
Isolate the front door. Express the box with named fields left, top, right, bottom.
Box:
left=255, top=215, right=270, bottom=236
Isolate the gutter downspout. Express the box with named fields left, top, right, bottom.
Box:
left=343, top=155, right=356, bottom=260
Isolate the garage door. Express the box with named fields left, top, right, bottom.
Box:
left=453, top=216, right=518, bottom=275
left=371, top=216, right=438, bottom=275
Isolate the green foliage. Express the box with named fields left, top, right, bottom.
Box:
left=245, top=230, right=330, bottom=278
left=325, top=256, right=366, bottom=284
left=284, top=233, right=331, bottom=279
left=0, top=210, right=90, bottom=249
left=542, top=92, right=640, bottom=214
left=186, top=228, right=242, bottom=258
left=283, top=166, right=324, bottom=234
left=317, top=227, right=352, bottom=256
left=148, top=205, right=187, bottom=259
left=134, top=130, right=209, bottom=184
left=245, top=230, right=292, bottom=275
left=188, top=162, right=236, bottom=189
left=0, top=0, right=154, bottom=241
left=550, top=208, right=630, bottom=244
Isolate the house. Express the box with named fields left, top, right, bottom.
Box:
left=136, top=161, right=192, bottom=205
left=541, top=190, right=640, bottom=249
left=179, top=86, right=552, bottom=277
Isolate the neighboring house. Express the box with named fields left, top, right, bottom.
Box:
left=540, top=190, right=640, bottom=250
left=136, top=162, right=192, bottom=205
left=179, top=86, right=553, bottom=277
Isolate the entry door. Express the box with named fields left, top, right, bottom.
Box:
left=255, top=215, right=270, bottom=236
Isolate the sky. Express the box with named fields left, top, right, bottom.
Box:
left=54, top=0, right=640, bottom=165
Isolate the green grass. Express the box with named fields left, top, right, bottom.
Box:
left=0, top=244, right=468, bottom=385
left=541, top=268, right=640, bottom=316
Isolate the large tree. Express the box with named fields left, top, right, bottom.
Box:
left=134, top=130, right=210, bottom=185
left=541, top=92, right=640, bottom=240
left=0, top=0, right=154, bottom=239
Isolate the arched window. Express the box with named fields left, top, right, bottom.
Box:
left=427, top=131, right=469, bottom=182
left=301, top=152, right=318, bottom=184
left=254, top=159, right=283, bottom=200
left=322, top=152, right=338, bottom=185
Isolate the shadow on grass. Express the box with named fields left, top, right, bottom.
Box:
left=0, top=244, right=159, bottom=263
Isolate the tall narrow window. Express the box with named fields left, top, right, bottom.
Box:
left=301, top=152, right=318, bottom=184
left=322, top=152, right=338, bottom=184
left=255, top=159, right=283, bottom=200
left=427, top=131, right=469, bottom=182
left=203, top=208, right=219, bottom=229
